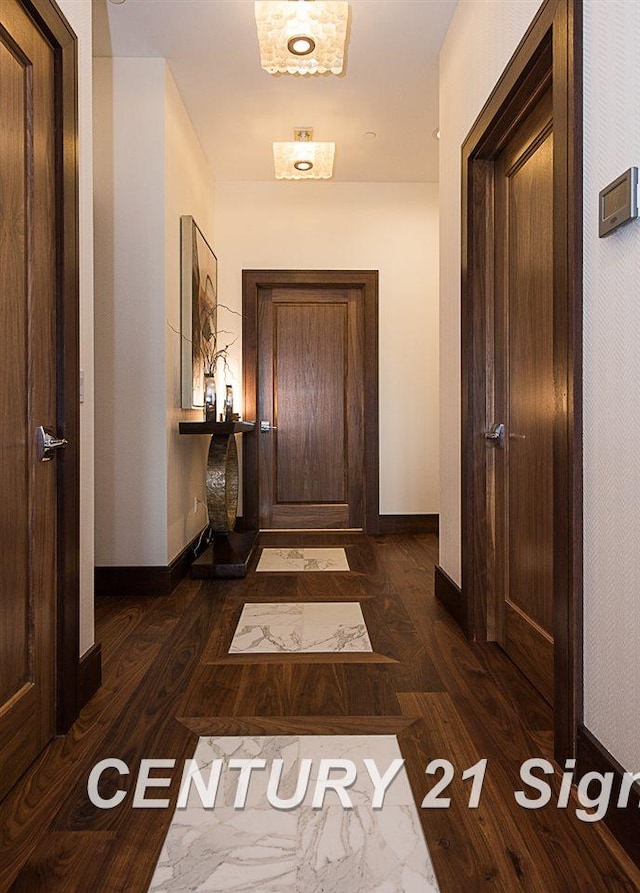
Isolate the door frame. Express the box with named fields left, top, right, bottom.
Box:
left=460, top=0, right=582, bottom=761
left=242, top=270, right=380, bottom=534
left=22, top=0, right=80, bottom=733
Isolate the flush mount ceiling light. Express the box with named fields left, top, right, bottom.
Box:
left=273, top=128, right=335, bottom=179
left=255, top=0, right=349, bottom=75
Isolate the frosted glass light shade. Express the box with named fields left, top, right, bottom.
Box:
left=273, top=141, right=335, bottom=179
left=255, top=1, right=348, bottom=75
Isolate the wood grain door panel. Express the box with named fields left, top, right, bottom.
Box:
left=275, top=303, right=347, bottom=503
left=0, top=31, right=30, bottom=709
left=257, top=285, right=365, bottom=529
left=0, top=0, right=58, bottom=800
left=507, top=128, right=554, bottom=635
left=494, top=87, right=555, bottom=703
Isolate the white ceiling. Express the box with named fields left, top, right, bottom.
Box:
left=94, top=0, right=457, bottom=183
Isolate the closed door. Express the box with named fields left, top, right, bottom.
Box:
left=492, top=86, right=555, bottom=702
left=257, top=286, right=365, bottom=529
left=0, top=0, right=60, bottom=798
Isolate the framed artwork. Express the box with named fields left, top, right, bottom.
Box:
left=181, top=215, right=218, bottom=408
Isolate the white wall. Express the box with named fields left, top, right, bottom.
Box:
left=94, top=58, right=215, bottom=567
left=438, top=0, right=543, bottom=583
left=164, top=69, right=216, bottom=560
left=582, top=0, right=640, bottom=771
left=94, top=58, right=167, bottom=567
left=57, top=0, right=95, bottom=655
left=214, top=180, right=440, bottom=515
left=439, top=0, right=640, bottom=772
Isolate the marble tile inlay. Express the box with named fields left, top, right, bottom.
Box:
left=256, top=547, right=350, bottom=573
left=149, top=735, right=439, bottom=893
left=229, top=602, right=373, bottom=653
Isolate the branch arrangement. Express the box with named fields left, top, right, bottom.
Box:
left=168, top=300, right=244, bottom=380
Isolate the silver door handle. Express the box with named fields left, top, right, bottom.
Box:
left=260, top=420, right=278, bottom=433
left=484, top=423, right=505, bottom=446
left=37, top=426, right=69, bottom=462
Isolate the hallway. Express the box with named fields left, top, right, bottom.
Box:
left=1, top=534, right=638, bottom=891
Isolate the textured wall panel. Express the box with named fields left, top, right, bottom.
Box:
left=582, top=0, right=640, bottom=772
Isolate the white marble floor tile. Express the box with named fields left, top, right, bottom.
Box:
left=228, top=602, right=372, bottom=653
left=152, top=808, right=298, bottom=892
left=297, top=805, right=435, bottom=893
left=256, top=548, right=350, bottom=573
left=149, top=735, right=439, bottom=893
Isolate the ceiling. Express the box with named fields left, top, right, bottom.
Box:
left=94, top=0, right=457, bottom=183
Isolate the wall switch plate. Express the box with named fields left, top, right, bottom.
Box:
left=599, top=167, right=638, bottom=237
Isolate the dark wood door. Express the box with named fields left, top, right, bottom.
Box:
left=493, top=87, right=555, bottom=703
left=257, top=286, right=365, bottom=529
left=0, top=0, right=60, bottom=799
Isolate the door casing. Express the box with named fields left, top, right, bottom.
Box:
left=22, top=0, right=80, bottom=734
left=243, top=270, right=380, bottom=535
left=460, top=0, right=582, bottom=762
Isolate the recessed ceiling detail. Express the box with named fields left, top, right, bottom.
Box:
left=255, top=0, right=349, bottom=75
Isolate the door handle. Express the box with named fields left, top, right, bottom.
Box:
left=37, top=426, right=69, bottom=462
left=484, top=423, right=505, bottom=446
left=260, top=420, right=278, bottom=433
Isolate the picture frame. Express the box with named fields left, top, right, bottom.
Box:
left=181, top=215, right=218, bottom=409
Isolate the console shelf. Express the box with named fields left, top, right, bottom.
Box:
left=179, top=420, right=257, bottom=578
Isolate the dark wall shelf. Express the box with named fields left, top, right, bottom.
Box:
left=179, top=420, right=256, bottom=435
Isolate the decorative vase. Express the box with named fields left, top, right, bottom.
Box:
left=224, top=384, right=233, bottom=421
left=204, top=375, right=217, bottom=422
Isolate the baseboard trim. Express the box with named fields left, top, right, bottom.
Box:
left=435, top=564, right=467, bottom=635
left=95, top=565, right=171, bottom=598
left=95, top=526, right=208, bottom=598
left=378, top=514, right=439, bottom=535
left=576, top=724, right=640, bottom=867
left=77, top=642, right=102, bottom=711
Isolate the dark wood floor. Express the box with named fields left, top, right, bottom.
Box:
left=1, top=533, right=639, bottom=891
